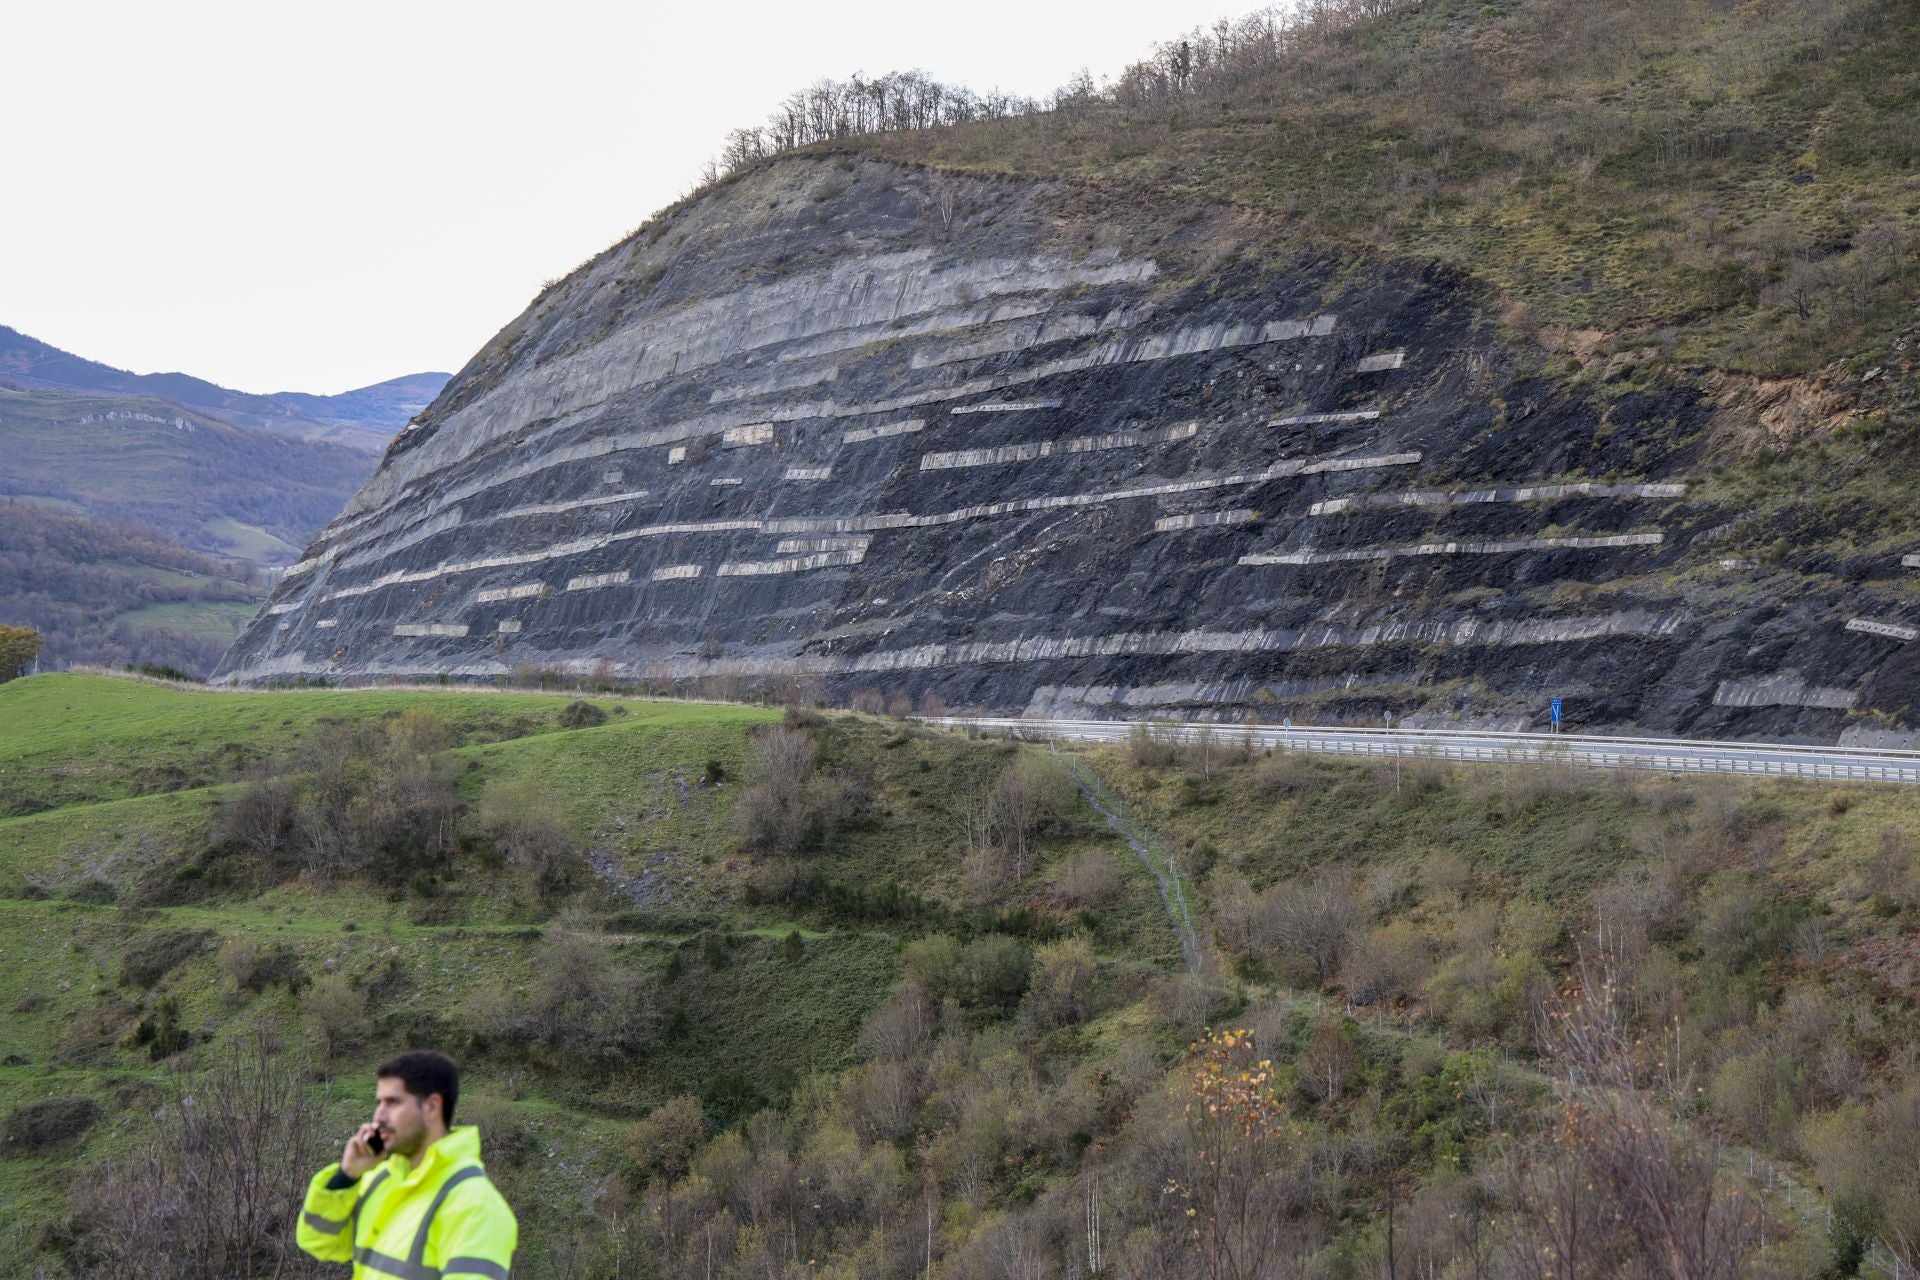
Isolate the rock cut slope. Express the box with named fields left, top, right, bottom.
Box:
left=220, top=158, right=1918, bottom=742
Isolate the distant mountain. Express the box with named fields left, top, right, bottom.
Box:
left=0, top=385, right=376, bottom=566
left=0, top=326, right=448, bottom=452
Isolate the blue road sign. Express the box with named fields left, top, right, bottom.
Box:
left=1551, top=696, right=1563, bottom=726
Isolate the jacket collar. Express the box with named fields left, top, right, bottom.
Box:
left=388, top=1124, right=483, bottom=1184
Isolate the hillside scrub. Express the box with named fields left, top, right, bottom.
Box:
left=205, top=707, right=460, bottom=886
left=9, top=680, right=1920, bottom=1276
left=0, top=501, right=253, bottom=675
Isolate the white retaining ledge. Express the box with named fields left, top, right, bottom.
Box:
left=394, top=623, right=469, bottom=638
left=317, top=454, right=1422, bottom=602
left=1848, top=618, right=1919, bottom=641
left=474, top=583, right=547, bottom=603
left=1903, top=554, right=1920, bottom=568
left=710, top=477, right=743, bottom=487
left=776, top=535, right=871, bottom=555
left=722, top=423, right=774, bottom=446
left=314, top=619, right=337, bottom=629
left=264, top=601, right=302, bottom=616
left=497, top=489, right=650, bottom=521
left=718, top=549, right=867, bottom=576
left=1154, top=509, right=1259, bottom=533
left=1714, top=675, right=1856, bottom=710
left=497, top=620, right=522, bottom=634
left=842, top=419, right=924, bottom=445
left=1354, top=352, right=1406, bottom=373
left=622, top=608, right=1687, bottom=680
left=1310, top=481, right=1687, bottom=516
left=602, top=469, right=623, bottom=484
left=1240, top=531, right=1664, bottom=566
left=920, top=422, right=1200, bottom=471
left=1273, top=410, right=1381, bottom=428
left=650, top=564, right=703, bottom=581
left=279, top=550, right=335, bottom=580
left=952, top=400, right=1063, bottom=414
left=566, top=570, right=630, bottom=591
left=778, top=300, right=1050, bottom=363
left=910, top=312, right=1108, bottom=369
left=667, top=446, right=687, bottom=464
left=783, top=466, right=833, bottom=481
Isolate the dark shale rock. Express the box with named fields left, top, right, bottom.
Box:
left=218, top=158, right=1919, bottom=741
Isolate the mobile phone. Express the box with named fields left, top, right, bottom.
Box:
left=367, top=1130, right=385, bottom=1155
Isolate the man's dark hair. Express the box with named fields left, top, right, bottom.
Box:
left=377, top=1051, right=459, bottom=1125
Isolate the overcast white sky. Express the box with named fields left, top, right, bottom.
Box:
left=1, top=0, right=1252, bottom=395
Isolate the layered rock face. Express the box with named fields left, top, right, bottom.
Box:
left=219, top=159, right=1920, bottom=741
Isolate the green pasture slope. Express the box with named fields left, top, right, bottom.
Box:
left=0, top=674, right=1176, bottom=1275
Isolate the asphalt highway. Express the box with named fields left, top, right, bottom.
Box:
left=919, top=716, right=1920, bottom=785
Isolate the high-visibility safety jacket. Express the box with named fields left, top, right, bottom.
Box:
left=297, top=1125, right=517, bottom=1280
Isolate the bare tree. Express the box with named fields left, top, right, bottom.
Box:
left=72, top=1033, right=332, bottom=1279
left=1499, top=953, right=1761, bottom=1280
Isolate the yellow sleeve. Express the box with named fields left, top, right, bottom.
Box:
left=433, top=1177, right=518, bottom=1280
left=296, top=1163, right=362, bottom=1262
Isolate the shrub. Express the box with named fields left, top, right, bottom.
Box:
left=3, top=1096, right=102, bottom=1154
left=299, top=974, right=366, bottom=1060
left=1254, top=869, right=1359, bottom=987
left=1253, top=750, right=1322, bottom=796
left=73, top=1035, right=324, bottom=1277
left=474, top=778, right=576, bottom=892
left=1298, top=1017, right=1357, bottom=1102
left=558, top=699, right=607, bottom=729
left=735, top=724, right=820, bottom=854
left=128, top=996, right=191, bottom=1060
left=1024, top=936, right=1098, bottom=1029
left=64, top=878, right=118, bottom=904
left=472, top=924, right=660, bottom=1064
left=959, top=935, right=1034, bottom=1011
left=119, top=929, right=214, bottom=989
left=1343, top=920, right=1432, bottom=1005
left=215, top=937, right=261, bottom=994
left=1055, top=849, right=1124, bottom=910
left=622, top=1094, right=708, bottom=1188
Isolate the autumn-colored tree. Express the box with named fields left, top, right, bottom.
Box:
left=1167, top=1028, right=1305, bottom=1280
left=0, top=624, right=43, bottom=681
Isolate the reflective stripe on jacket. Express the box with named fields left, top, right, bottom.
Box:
left=297, top=1124, right=517, bottom=1280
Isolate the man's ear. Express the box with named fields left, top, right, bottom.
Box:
left=424, top=1093, right=443, bottom=1123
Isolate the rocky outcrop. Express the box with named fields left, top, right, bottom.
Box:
left=218, top=158, right=1920, bottom=740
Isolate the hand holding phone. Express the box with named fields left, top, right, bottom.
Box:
left=341, top=1122, right=385, bottom=1178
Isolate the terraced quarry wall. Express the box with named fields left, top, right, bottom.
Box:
left=220, top=157, right=1920, bottom=741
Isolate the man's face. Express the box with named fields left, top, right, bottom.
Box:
left=373, top=1076, right=437, bottom=1158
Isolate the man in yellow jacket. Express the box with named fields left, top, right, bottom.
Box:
left=297, top=1050, right=518, bottom=1279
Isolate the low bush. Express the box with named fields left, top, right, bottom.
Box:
left=3, top=1097, right=102, bottom=1154
left=118, top=929, right=214, bottom=989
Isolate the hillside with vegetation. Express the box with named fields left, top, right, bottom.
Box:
left=4, top=672, right=1920, bottom=1278
left=0, top=501, right=265, bottom=676
left=0, top=386, right=382, bottom=565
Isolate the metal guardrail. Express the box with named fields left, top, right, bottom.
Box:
left=918, top=717, right=1920, bottom=786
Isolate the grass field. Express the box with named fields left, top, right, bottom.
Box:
left=200, top=515, right=299, bottom=562
left=108, top=599, right=263, bottom=645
